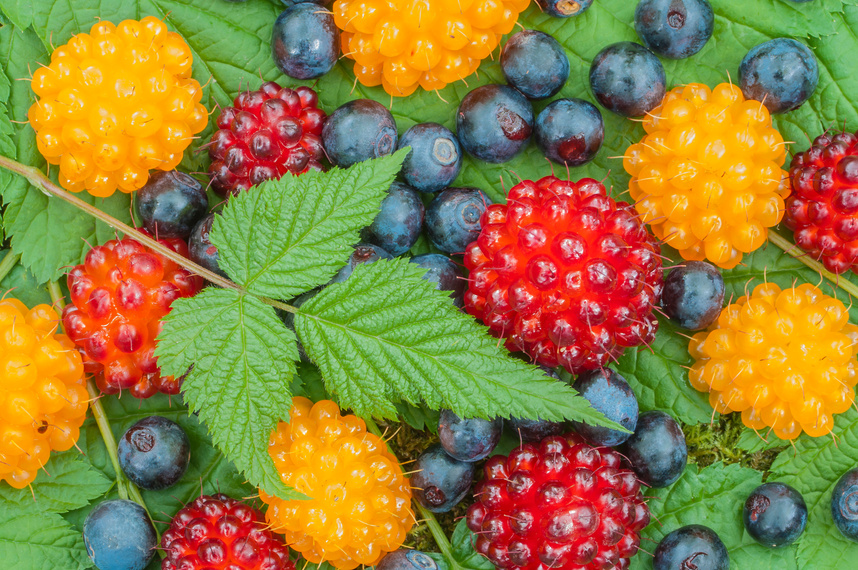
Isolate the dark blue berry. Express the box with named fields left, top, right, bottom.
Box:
left=118, top=416, right=190, bottom=491
left=456, top=84, right=533, bottom=164
left=425, top=187, right=492, bottom=254
left=409, top=253, right=466, bottom=308
left=535, top=0, right=593, bottom=17
left=500, top=30, right=570, bottom=100
left=397, top=123, right=462, bottom=193
left=438, top=409, right=503, bottom=462
left=134, top=170, right=207, bottom=240
left=589, top=42, right=666, bottom=117
left=83, top=499, right=157, bottom=570
left=509, top=367, right=565, bottom=441
left=535, top=98, right=604, bottom=167
left=362, top=182, right=424, bottom=256
left=322, top=99, right=398, bottom=168
left=377, top=550, right=440, bottom=570
left=634, top=0, right=714, bottom=60
left=189, top=214, right=227, bottom=279
left=739, top=38, right=819, bottom=114
left=831, top=467, right=858, bottom=542
left=331, top=243, right=393, bottom=283
left=622, top=410, right=687, bottom=488
left=411, top=443, right=475, bottom=513
left=279, top=0, right=331, bottom=5
left=744, top=482, right=807, bottom=548
left=570, top=368, right=639, bottom=446
left=271, top=4, right=339, bottom=80
left=654, top=525, right=729, bottom=570
left=661, top=261, right=725, bottom=331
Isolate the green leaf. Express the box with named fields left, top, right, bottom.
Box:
left=0, top=506, right=92, bottom=570
left=0, top=250, right=52, bottom=307
left=427, top=520, right=494, bottom=570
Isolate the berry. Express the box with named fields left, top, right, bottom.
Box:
left=500, top=31, right=570, bottom=100
left=134, top=170, right=208, bottom=240
left=739, top=38, right=819, bottom=114
left=322, top=99, right=397, bottom=168
left=0, top=299, right=87, bottom=488
left=634, top=0, right=714, bottom=60
left=62, top=237, right=203, bottom=398
left=411, top=443, right=476, bottom=513
left=661, top=261, right=725, bottom=330
left=362, top=182, right=425, bottom=256
left=425, top=187, right=492, bottom=254
left=28, top=17, right=208, bottom=197
left=535, top=0, right=593, bottom=17
left=161, top=493, right=294, bottom=570
left=409, top=253, right=466, bottom=308
left=624, top=82, right=790, bottom=268
left=463, top=175, right=663, bottom=374
left=589, top=42, right=666, bottom=118
left=831, top=468, right=858, bottom=542
left=189, top=214, right=227, bottom=278
left=535, top=98, right=604, bottom=167
left=653, top=525, right=729, bottom=570
left=438, top=409, right=503, bottom=462
left=784, top=130, right=858, bottom=274
left=397, top=123, right=462, bottom=193
left=331, top=243, right=394, bottom=283
left=208, top=81, right=326, bottom=196
left=621, top=411, right=687, bottom=488
left=457, top=85, right=534, bottom=163
left=118, top=416, right=190, bottom=490
left=743, top=482, right=807, bottom=548
left=687, top=282, right=858, bottom=439
left=262, top=398, right=414, bottom=568
left=84, top=499, right=157, bottom=570
left=466, top=433, right=650, bottom=570
left=570, top=368, right=639, bottom=446
left=272, top=4, right=339, bottom=79
left=377, top=550, right=439, bottom=570
left=507, top=417, right=564, bottom=442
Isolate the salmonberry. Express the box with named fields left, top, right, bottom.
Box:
left=0, top=299, right=87, bottom=489
left=463, top=175, right=663, bottom=374
left=28, top=17, right=208, bottom=197
left=688, top=282, right=858, bottom=439
left=61, top=237, right=203, bottom=399
left=261, top=398, right=414, bottom=569
left=624, top=82, right=790, bottom=269
left=208, top=81, right=326, bottom=196
left=784, top=130, right=858, bottom=274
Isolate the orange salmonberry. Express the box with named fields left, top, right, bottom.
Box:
left=688, top=282, right=858, bottom=440
left=28, top=17, right=208, bottom=197
left=624, top=83, right=790, bottom=269
left=261, top=398, right=414, bottom=569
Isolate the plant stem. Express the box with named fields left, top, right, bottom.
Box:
left=0, top=250, right=21, bottom=283
left=767, top=229, right=858, bottom=299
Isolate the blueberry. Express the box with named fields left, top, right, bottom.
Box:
left=411, top=443, right=475, bottom=512
left=377, top=549, right=439, bottom=570
left=456, top=84, right=533, bottom=163
left=438, top=409, right=503, bottom=462
left=83, top=499, right=157, bottom=570
left=535, top=98, right=604, bottom=167
left=133, top=170, right=207, bottom=240
left=570, top=368, right=639, bottom=446
left=500, top=30, right=570, bottom=100
left=589, top=42, right=667, bottom=117
left=661, top=261, right=725, bottom=330
left=397, top=123, right=462, bottom=193
left=831, top=467, right=858, bottom=541
left=279, top=0, right=331, bottom=4
left=654, top=525, right=729, bottom=570
left=189, top=214, right=227, bottom=278
left=331, top=243, right=393, bottom=283
left=634, top=0, right=714, bottom=60
left=322, top=99, right=398, bottom=168
left=409, top=253, right=466, bottom=307
left=271, top=4, right=339, bottom=80
left=118, top=416, right=190, bottom=491
left=743, top=482, right=808, bottom=548
left=362, top=182, right=424, bottom=256
left=622, top=410, right=687, bottom=488
left=535, top=0, right=593, bottom=17
left=425, top=187, right=492, bottom=254
left=739, top=38, right=819, bottom=114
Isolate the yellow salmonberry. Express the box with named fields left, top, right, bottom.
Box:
left=28, top=17, right=208, bottom=197
left=688, top=282, right=858, bottom=440
left=261, top=398, right=414, bottom=569
left=624, top=83, right=790, bottom=269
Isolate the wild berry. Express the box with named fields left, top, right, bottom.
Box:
left=438, top=409, right=503, bottom=462
left=322, top=99, right=397, bottom=168
left=272, top=4, right=339, bottom=79
left=189, top=214, right=227, bottom=278
left=570, top=368, right=639, bottom=447
left=832, top=468, right=858, bottom=542
left=739, top=38, right=819, bottom=114
left=134, top=170, right=208, bottom=240
left=743, top=482, right=807, bottom=548
left=500, top=30, right=570, bottom=100
left=661, top=261, right=725, bottom=330
left=84, top=499, right=157, bottom=570
left=409, top=253, right=466, bottom=308
left=412, top=443, right=476, bottom=513
left=397, top=123, right=462, bottom=193
left=362, top=182, right=425, bottom=256
left=634, top=0, right=714, bottom=60
left=535, top=0, right=593, bottom=17
left=653, top=525, right=729, bottom=570
left=456, top=84, right=534, bottom=164
left=425, top=187, right=492, bottom=254
left=621, top=410, right=687, bottom=488
left=589, top=42, right=666, bottom=118
left=535, top=98, right=604, bottom=167
left=377, top=550, right=439, bottom=570
left=118, top=416, right=190, bottom=491
left=331, top=243, right=394, bottom=283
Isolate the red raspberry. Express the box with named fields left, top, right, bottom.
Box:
left=466, top=433, right=650, bottom=570
left=463, top=175, right=663, bottom=374
left=784, top=130, right=858, bottom=274
left=208, top=81, right=327, bottom=196
left=161, top=493, right=294, bottom=570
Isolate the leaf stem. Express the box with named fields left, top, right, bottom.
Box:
left=0, top=250, right=21, bottom=283
left=767, top=229, right=858, bottom=300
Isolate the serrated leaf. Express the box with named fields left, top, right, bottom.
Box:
left=0, top=507, right=92, bottom=570
left=427, top=519, right=495, bottom=570
left=0, top=250, right=51, bottom=307
left=396, top=402, right=441, bottom=434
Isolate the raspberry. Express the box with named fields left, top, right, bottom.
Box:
left=0, top=298, right=87, bottom=488
left=332, top=0, right=531, bottom=97
left=463, top=175, right=663, bottom=374
left=208, top=81, right=326, bottom=197
left=466, top=433, right=650, bottom=570
left=688, top=282, right=858, bottom=439
left=61, top=237, right=203, bottom=399
left=784, top=130, right=858, bottom=274
left=261, top=398, right=414, bottom=569
left=28, top=17, right=208, bottom=197
left=161, top=493, right=294, bottom=570
left=623, top=82, right=790, bottom=269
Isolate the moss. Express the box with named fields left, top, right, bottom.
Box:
left=683, top=413, right=784, bottom=477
